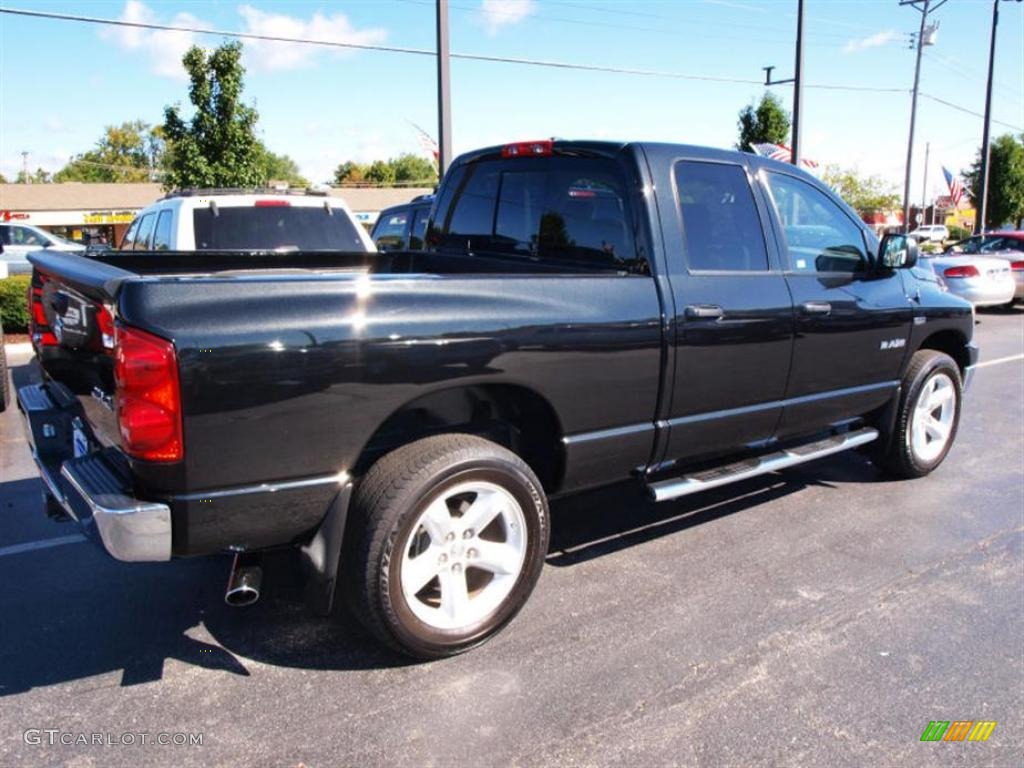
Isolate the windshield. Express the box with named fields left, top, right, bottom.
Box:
left=192, top=205, right=367, bottom=251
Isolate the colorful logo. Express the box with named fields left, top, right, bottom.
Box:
left=920, top=721, right=997, bottom=742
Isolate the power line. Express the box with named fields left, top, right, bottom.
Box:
left=0, top=6, right=901, bottom=90
left=919, top=92, right=1024, bottom=132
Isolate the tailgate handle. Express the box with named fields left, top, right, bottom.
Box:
left=684, top=304, right=725, bottom=320
left=799, top=301, right=832, bottom=315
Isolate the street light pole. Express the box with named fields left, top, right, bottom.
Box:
left=901, top=0, right=930, bottom=234
left=436, top=0, right=453, bottom=177
left=921, top=141, right=930, bottom=225
left=976, top=0, right=1002, bottom=234
left=791, top=0, right=804, bottom=166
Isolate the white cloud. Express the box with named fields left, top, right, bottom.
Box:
left=843, top=29, right=898, bottom=54
left=480, top=0, right=537, bottom=36
left=101, top=1, right=202, bottom=79
left=237, top=5, right=387, bottom=72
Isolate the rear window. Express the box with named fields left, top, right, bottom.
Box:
left=192, top=204, right=366, bottom=251
left=432, top=156, right=640, bottom=272
left=371, top=209, right=410, bottom=251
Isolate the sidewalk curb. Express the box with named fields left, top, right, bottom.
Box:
left=4, top=343, right=33, bottom=355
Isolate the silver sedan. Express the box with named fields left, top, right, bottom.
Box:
left=919, top=251, right=1016, bottom=307
left=944, top=233, right=1024, bottom=303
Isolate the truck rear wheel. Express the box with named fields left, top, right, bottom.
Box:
left=873, top=349, right=962, bottom=478
left=345, top=434, right=549, bottom=659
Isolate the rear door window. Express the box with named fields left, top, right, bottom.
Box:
left=192, top=203, right=367, bottom=251
left=372, top=209, right=410, bottom=251
left=152, top=210, right=173, bottom=251
left=673, top=161, right=769, bottom=271
left=408, top=206, right=430, bottom=250
left=133, top=214, right=156, bottom=251
left=435, top=156, right=639, bottom=272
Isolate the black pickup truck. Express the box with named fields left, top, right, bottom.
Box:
left=18, top=140, right=977, bottom=659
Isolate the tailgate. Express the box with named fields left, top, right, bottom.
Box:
left=28, top=251, right=128, bottom=449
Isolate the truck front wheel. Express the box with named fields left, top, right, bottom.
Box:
left=344, top=434, right=550, bottom=659
left=873, top=349, right=963, bottom=478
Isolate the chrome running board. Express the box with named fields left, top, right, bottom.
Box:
left=646, top=427, right=879, bottom=503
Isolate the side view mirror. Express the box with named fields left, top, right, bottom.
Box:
left=879, top=233, right=919, bottom=269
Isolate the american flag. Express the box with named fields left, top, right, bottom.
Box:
left=408, top=121, right=439, bottom=164
left=750, top=142, right=819, bottom=169
left=942, top=166, right=964, bottom=206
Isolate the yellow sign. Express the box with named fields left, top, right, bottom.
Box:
left=83, top=211, right=135, bottom=224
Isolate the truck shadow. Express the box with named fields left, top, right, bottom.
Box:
left=0, top=449, right=882, bottom=693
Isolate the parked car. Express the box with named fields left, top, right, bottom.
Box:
left=0, top=223, right=84, bottom=274
left=370, top=194, right=434, bottom=251
left=18, top=140, right=976, bottom=659
left=118, top=189, right=375, bottom=252
left=944, top=232, right=1024, bottom=304
left=909, top=224, right=950, bottom=243
left=920, top=249, right=1016, bottom=307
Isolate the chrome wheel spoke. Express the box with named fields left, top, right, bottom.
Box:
left=403, top=548, right=444, bottom=595
left=471, top=541, right=522, bottom=576
left=460, top=490, right=505, bottom=535
left=438, top=566, right=471, bottom=622
left=420, top=497, right=453, bottom=544
left=925, top=416, right=949, bottom=442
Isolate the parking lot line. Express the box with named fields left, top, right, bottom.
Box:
left=976, top=353, right=1024, bottom=369
left=0, top=533, right=86, bottom=558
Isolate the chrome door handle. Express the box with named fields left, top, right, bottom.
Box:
left=685, top=304, right=725, bottom=319
left=799, top=301, right=832, bottom=315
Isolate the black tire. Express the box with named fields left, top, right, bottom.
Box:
left=0, top=321, right=9, bottom=413
left=873, top=350, right=962, bottom=478
left=344, top=434, right=549, bottom=659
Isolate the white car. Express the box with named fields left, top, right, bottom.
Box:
left=119, top=190, right=376, bottom=252
left=1, top=223, right=85, bottom=274
left=908, top=224, right=950, bottom=243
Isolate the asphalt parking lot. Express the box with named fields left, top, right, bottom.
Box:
left=1, top=309, right=1021, bottom=767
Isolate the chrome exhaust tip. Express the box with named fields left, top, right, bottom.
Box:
left=225, top=553, right=262, bottom=607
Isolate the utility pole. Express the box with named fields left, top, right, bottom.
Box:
left=921, top=141, right=930, bottom=226
left=761, top=0, right=806, bottom=166
left=436, top=0, right=453, bottom=177
left=900, top=0, right=945, bottom=233
left=791, top=0, right=805, bottom=166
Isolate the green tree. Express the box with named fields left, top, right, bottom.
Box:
left=260, top=149, right=308, bottom=187
left=964, top=133, right=1024, bottom=229
left=54, top=120, right=162, bottom=183
left=821, top=165, right=901, bottom=214
left=333, top=161, right=369, bottom=185
left=16, top=167, right=52, bottom=184
left=737, top=92, right=791, bottom=153
left=161, top=42, right=265, bottom=189
left=391, top=153, right=437, bottom=185
left=0, top=172, right=7, bottom=183
left=365, top=159, right=396, bottom=185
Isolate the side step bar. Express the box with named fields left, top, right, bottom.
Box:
left=646, top=427, right=879, bottom=503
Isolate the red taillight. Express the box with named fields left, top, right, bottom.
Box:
left=115, top=325, right=183, bottom=462
left=95, top=305, right=115, bottom=352
left=944, top=265, right=980, bottom=279
left=1011, top=260, right=1024, bottom=272
left=254, top=199, right=290, bottom=207
left=28, top=275, right=58, bottom=347
left=501, top=140, right=553, bottom=158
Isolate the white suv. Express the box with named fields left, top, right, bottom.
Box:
left=120, top=190, right=376, bottom=252
left=908, top=224, right=950, bottom=243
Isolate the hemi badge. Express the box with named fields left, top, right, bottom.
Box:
left=914, top=316, right=927, bottom=326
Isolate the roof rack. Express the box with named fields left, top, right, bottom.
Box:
left=160, top=187, right=329, bottom=200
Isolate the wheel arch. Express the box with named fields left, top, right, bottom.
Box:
left=913, top=328, right=970, bottom=375
left=352, top=383, right=566, bottom=494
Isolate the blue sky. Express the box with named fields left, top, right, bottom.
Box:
left=1, top=0, right=1022, bottom=198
